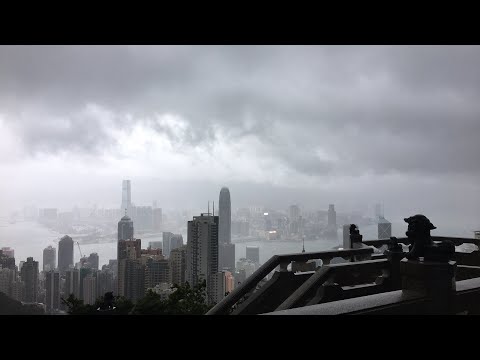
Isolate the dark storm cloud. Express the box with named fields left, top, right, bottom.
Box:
left=1, top=45, right=480, bottom=177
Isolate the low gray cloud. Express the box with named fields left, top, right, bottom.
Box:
left=1, top=45, right=480, bottom=181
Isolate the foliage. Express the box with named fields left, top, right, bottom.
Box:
left=61, top=292, right=134, bottom=315
left=62, top=281, right=213, bottom=315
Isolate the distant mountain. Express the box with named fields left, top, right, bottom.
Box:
left=0, top=292, right=45, bottom=315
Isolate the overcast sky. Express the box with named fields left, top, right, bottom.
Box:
left=1, top=45, right=479, bottom=227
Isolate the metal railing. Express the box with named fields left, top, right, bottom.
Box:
left=206, top=247, right=373, bottom=315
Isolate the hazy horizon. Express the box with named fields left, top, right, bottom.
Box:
left=1, top=45, right=480, bottom=229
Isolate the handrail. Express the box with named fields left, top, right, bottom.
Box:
left=276, top=258, right=389, bottom=311
left=206, top=247, right=374, bottom=315
left=363, top=236, right=479, bottom=248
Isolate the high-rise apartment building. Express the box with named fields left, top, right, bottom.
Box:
left=45, top=270, right=60, bottom=313
left=169, top=246, right=186, bottom=286
left=58, top=235, right=74, bottom=273
left=20, top=257, right=39, bottom=303
left=43, top=245, right=56, bottom=272
left=186, top=213, right=219, bottom=305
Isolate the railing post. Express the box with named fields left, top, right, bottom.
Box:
left=399, top=214, right=457, bottom=314
left=279, top=260, right=290, bottom=272
left=385, top=237, right=405, bottom=289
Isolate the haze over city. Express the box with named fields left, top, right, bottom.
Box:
left=1, top=45, right=480, bottom=315
left=0, top=46, right=479, bottom=227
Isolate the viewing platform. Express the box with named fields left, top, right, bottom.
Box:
left=207, top=215, right=480, bottom=315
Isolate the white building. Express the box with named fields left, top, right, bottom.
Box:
left=149, top=282, right=176, bottom=300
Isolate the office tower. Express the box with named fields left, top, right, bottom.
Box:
left=0, top=249, right=15, bottom=270
left=170, top=234, right=184, bottom=252
left=118, top=213, right=134, bottom=241
left=186, top=213, right=219, bottom=305
left=20, top=257, right=38, bottom=303
left=153, top=208, right=162, bottom=232
left=83, top=274, right=97, bottom=305
left=45, top=270, right=60, bottom=313
left=79, top=267, right=92, bottom=300
left=246, top=246, right=260, bottom=264
left=65, top=268, right=80, bottom=298
left=88, top=253, right=99, bottom=271
left=288, top=205, right=301, bottom=221
left=219, top=187, right=231, bottom=245
left=122, top=258, right=145, bottom=302
left=149, top=241, right=163, bottom=250
left=219, top=243, right=235, bottom=271
left=121, top=179, right=132, bottom=215
left=143, top=257, right=170, bottom=291
left=378, top=217, right=392, bottom=240
left=136, top=206, right=153, bottom=232
left=343, top=224, right=351, bottom=249
left=163, top=232, right=174, bottom=258
left=1, top=247, right=14, bottom=258
left=43, top=245, right=56, bottom=272
left=58, top=235, right=74, bottom=273
left=11, top=280, right=25, bottom=302
left=117, top=236, right=143, bottom=301
left=328, top=204, right=336, bottom=228
left=213, top=270, right=235, bottom=304
left=0, top=267, right=15, bottom=298
left=169, top=246, right=186, bottom=286
left=96, top=269, right=114, bottom=298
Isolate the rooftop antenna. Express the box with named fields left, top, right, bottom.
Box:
left=213, top=201, right=215, bottom=216
left=302, top=236, right=305, bottom=253
left=125, top=208, right=127, bottom=216
left=208, top=201, right=210, bottom=215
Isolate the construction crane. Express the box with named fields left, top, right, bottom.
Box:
left=76, top=241, right=83, bottom=258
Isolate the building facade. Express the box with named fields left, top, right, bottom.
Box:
left=58, top=235, right=74, bottom=273
left=20, top=257, right=39, bottom=303
left=45, top=270, right=60, bottom=313
left=186, top=213, right=219, bottom=305
left=169, top=246, right=186, bottom=286
left=43, top=246, right=56, bottom=272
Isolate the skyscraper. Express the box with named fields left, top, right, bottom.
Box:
left=65, top=268, right=80, bottom=298
left=169, top=246, right=186, bottom=286
left=83, top=274, right=97, bottom=305
left=328, top=204, right=336, bottom=228
left=378, top=217, right=392, bottom=239
left=219, top=243, right=235, bottom=271
left=1, top=247, right=14, bottom=258
left=58, top=235, right=74, bottom=273
left=45, top=270, right=60, bottom=313
left=186, top=213, right=219, bottom=305
left=117, top=230, right=143, bottom=301
left=20, top=257, right=38, bottom=303
left=118, top=213, right=134, bottom=241
left=43, top=245, right=56, bottom=272
left=219, top=187, right=231, bottom=245
left=170, top=234, right=184, bottom=253
left=121, top=179, right=132, bottom=215
left=163, top=232, right=174, bottom=258
left=246, top=246, right=260, bottom=264
left=87, top=253, right=99, bottom=271
left=143, top=257, right=170, bottom=292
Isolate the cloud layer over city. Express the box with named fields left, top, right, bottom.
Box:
left=1, top=45, right=479, bottom=226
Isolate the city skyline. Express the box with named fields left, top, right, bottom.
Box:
left=1, top=46, right=480, bottom=228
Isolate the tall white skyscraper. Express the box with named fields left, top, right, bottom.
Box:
left=186, top=213, right=219, bottom=305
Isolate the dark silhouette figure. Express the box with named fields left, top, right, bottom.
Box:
left=349, top=224, right=363, bottom=243
left=404, top=214, right=454, bottom=262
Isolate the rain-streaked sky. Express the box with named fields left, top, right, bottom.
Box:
left=1, top=45, right=479, bottom=226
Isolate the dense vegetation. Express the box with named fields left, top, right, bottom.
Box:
left=62, top=281, right=213, bottom=315
left=0, top=291, right=45, bottom=315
